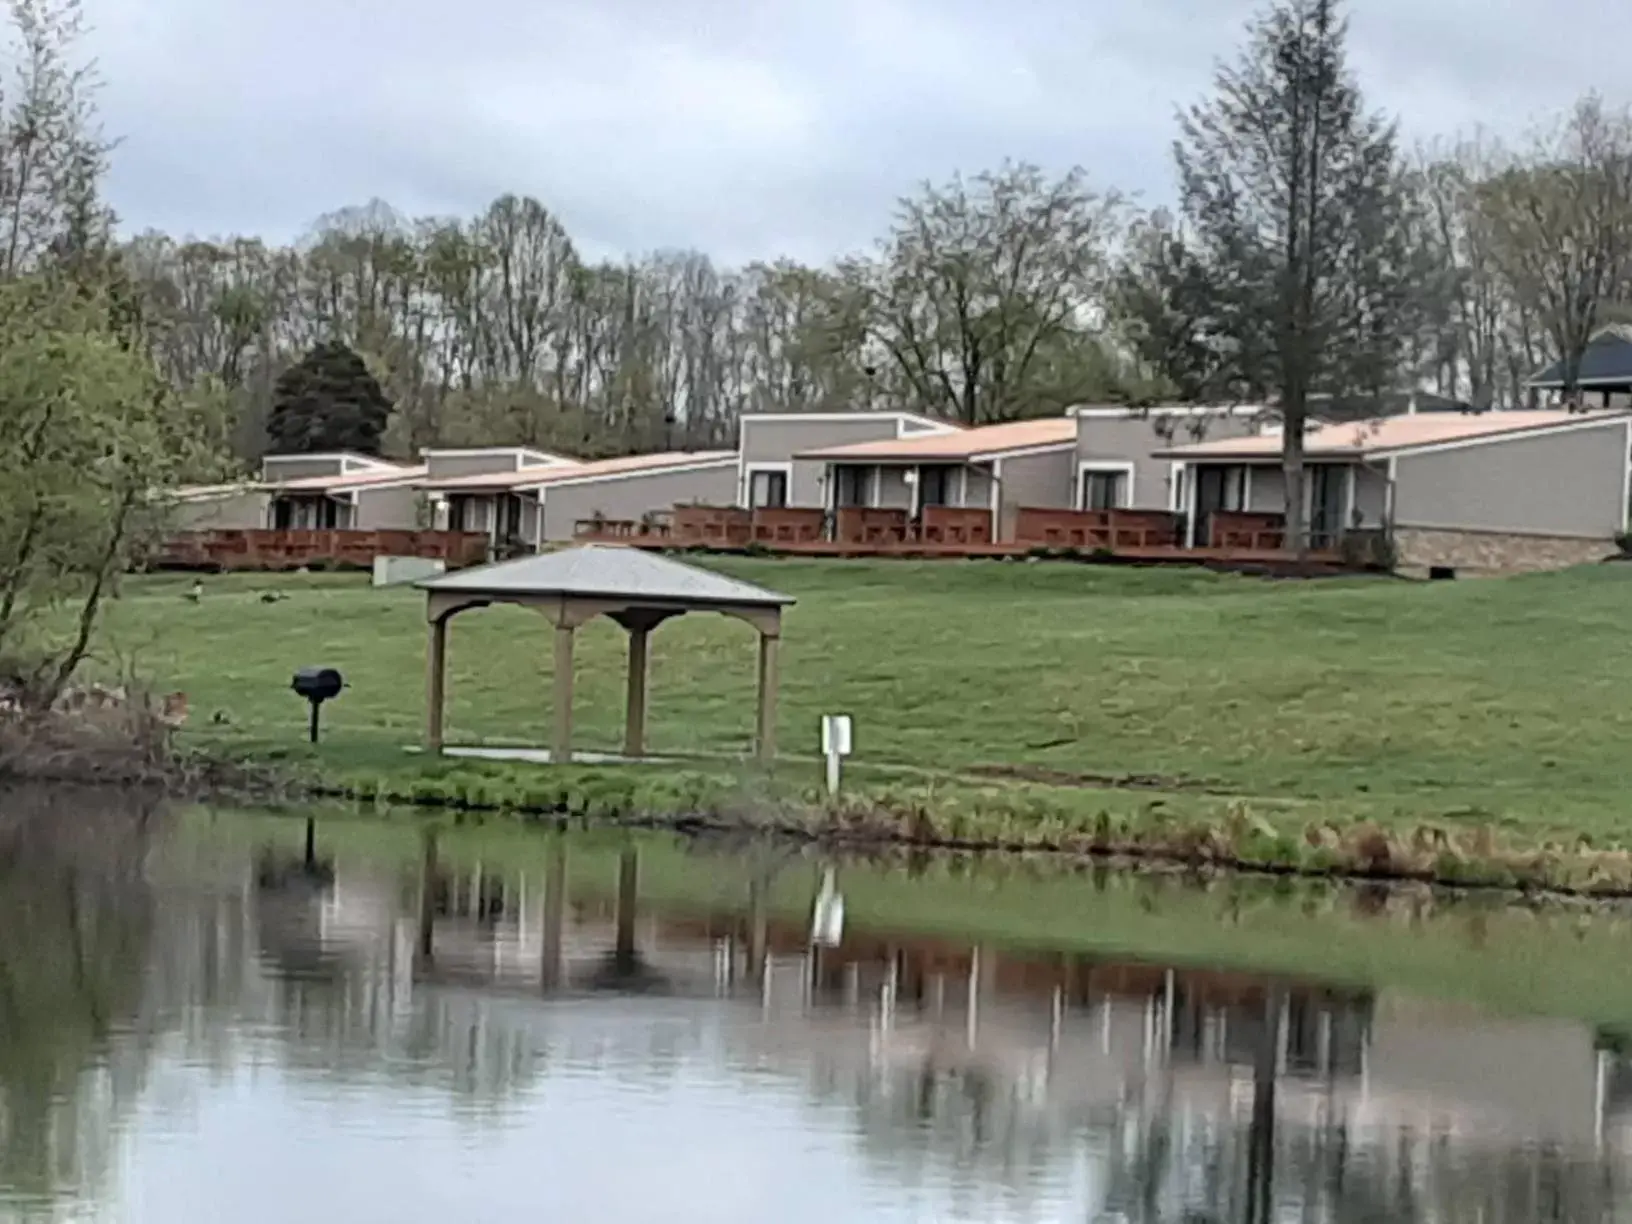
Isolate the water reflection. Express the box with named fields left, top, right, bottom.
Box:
left=4, top=805, right=1632, bottom=1221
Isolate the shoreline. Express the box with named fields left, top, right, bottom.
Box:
left=271, top=758, right=1632, bottom=904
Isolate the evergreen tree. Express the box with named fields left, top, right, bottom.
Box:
left=1175, top=0, right=1421, bottom=551
left=267, top=342, right=394, bottom=454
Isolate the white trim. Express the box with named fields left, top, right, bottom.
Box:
left=516, top=456, right=737, bottom=492
left=1342, top=464, right=1356, bottom=531
left=969, top=440, right=1079, bottom=463
left=868, top=465, right=881, bottom=508
left=989, top=459, right=1004, bottom=535
left=1385, top=456, right=1399, bottom=527
left=1184, top=461, right=1199, bottom=547
left=1070, top=404, right=1268, bottom=419
left=956, top=465, right=970, bottom=508
left=1167, top=461, right=1186, bottom=513
left=738, top=410, right=956, bottom=433
left=1369, top=413, right=1632, bottom=460
left=419, top=446, right=576, bottom=467
left=743, top=461, right=794, bottom=509
left=280, top=474, right=427, bottom=494
left=1075, top=461, right=1136, bottom=510
left=1622, top=420, right=1632, bottom=533
left=1242, top=465, right=1254, bottom=511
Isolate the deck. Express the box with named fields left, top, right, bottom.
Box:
left=572, top=535, right=1350, bottom=573
left=574, top=505, right=1365, bottom=574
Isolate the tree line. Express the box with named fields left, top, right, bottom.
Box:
left=116, top=3, right=1632, bottom=484
left=3, top=0, right=1632, bottom=657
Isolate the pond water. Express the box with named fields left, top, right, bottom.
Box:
left=5, top=794, right=1632, bottom=1222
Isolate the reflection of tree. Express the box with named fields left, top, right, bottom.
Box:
left=0, top=788, right=158, bottom=1210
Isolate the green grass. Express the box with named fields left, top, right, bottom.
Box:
left=85, top=559, right=1632, bottom=861
left=205, top=807, right=1632, bottom=1032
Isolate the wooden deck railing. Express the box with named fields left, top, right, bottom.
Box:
left=572, top=516, right=672, bottom=542
left=155, top=529, right=490, bottom=571
left=1014, top=507, right=1182, bottom=549
left=1209, top=511, right=1286, bottom=551
left=751, top=507, right=827, bottom=544
left=671, top=505, right=751, bottom=547
left=918, top=506, right=993, bottom=544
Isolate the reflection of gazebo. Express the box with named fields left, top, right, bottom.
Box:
left=417, top=545, right=794, bottom=761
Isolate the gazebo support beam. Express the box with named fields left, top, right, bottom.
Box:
left=425, top=615, right=448, bottom=753
left=624, top=627, right=650, bottom=758
left=552, top=623, right=576, bottom=763
left=755, top=632, right=780, bottom=761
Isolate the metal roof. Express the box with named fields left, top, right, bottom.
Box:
left=1155, top=409, right=1630, bottom=461
left=797, top=417, right=1076, bottom=462
left=1529, top=328, right=1632, bottom=387
left=418, top=544, right=794, bottom=607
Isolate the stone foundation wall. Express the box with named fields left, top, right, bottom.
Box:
left=1394, top=526, right=1616, bottom=574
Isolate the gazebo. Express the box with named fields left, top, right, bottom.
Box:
left=416, top=545, right=794, bottom=762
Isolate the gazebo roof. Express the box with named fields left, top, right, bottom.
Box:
left=418, top=544, right=794, bottom=609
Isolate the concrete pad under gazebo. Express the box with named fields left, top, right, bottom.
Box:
left=416, top=545, right=794, bottom=763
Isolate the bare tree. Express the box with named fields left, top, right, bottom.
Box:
left=864, top=161, right=1124, bottom=424
left=1477, top=94, right=1632, bottom=407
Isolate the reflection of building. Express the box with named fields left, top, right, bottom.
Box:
left=101, top=828, right=1632, bottom=1224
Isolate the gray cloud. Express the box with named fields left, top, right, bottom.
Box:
left=87, top=0, right=1632, bottom=265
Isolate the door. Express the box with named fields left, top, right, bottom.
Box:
left=833, top=465, right=870, bottom=508
left=1310, top=466, right=1345, bottom=549
left=1192, top=466, right=1244, bottom=547
left=916, top=466, right=952, bottom=513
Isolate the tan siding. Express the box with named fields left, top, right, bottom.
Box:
left=425, top=453, right=522, bottom=480
left=1353, top=465, right=1389, bottom=526
left=540, top=464, right=738, bottom=541
left=172, top=491, right=269, bottom=530
left=739, top=416, right=904, bottom=465
left=995, top=449, right=1075, bottom=539
left=519, top=498, right=543, bottom=546
left=1076, top=412, right=1259, bottom=509
left=876, top=467, right=911, bottom=509
left=1246, top=466, right=1285, bottom=512
left=1393, top=421, right=1629, bottom=538
left=963, top=467, right=993, bottom=509
left=261, top=456, right=348, bottom=481
left=353, top=484, right=421, bottom=529
left=789, top=458, right=830, bottom=507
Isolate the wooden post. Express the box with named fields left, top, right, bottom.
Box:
left=624, top=626, right=650, bottom=759
left=540, top=838, right=566, bottom=990
left=552, top=623, right=575, bottom=764
left=754, top=632, right=780, bottom=761
left=425, top=615, right=447, bottom=753
left=614, top=848, right=639, bottom=971
left=747, top=874, right=769, bottom=985
left=416, top=826, right=439, bottom=964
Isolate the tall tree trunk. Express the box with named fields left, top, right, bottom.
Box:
left=1283, top=405, right=1308, bottom=557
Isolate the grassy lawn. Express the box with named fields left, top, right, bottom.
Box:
left=84, top=558, right=1632, bottom=866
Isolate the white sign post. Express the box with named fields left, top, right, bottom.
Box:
left=820, top=714, right=853, bottom=797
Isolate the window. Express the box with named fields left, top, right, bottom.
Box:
left=1080, top=468, right=1129, bottom=511
left=917, top=466, right=952, bottom=510
left=749, top=468, right=789, bottom=508
left=834, top=465, right=870, bottom=508
left=498, top=494, right=525, bottom=542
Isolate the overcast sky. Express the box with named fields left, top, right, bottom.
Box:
left=86, top=0, right=1632, bottom=266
